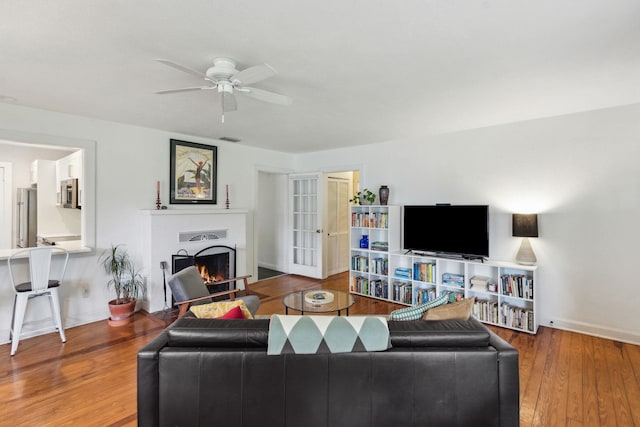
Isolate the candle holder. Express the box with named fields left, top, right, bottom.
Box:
left=156, top=181, right=161, bottom=210
left=225, top=191, right=230, bottom=209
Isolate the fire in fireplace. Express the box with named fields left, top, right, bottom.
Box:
left=172, top=245, right=236, bottom=295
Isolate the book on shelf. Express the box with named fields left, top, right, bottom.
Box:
left=368, top=212, right=389, bottom=229
left=370, top=241, right=388, bottom=251
left=413, top=262, right=436, bottom=283
left=469, top=275, right=497, bottom=292
left=500, top=274, right=533, bottom=299
left=372, top=257, right=389, bottom=275
left=351, top=211, right=389, bottom=229
left=351, top=212, right=370, bottom=228
left=442, top=272, right=464, bottom=287
left=351, top=275, right=369, bottom=295
left=416, top=287, right=437, bottom=304
left=472, top=299, right=499, bottom=324
left=391, top=281, right=412, bottom=304
left=394, top=267, right=411, bottom=279
left=370, top=279, right=388, bottom=299
left=351, top=255, right=370, bottom=272
left=500, top=302, right=534, bottom=332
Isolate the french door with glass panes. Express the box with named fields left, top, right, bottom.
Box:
left=288, top=173, right=324, bottom=278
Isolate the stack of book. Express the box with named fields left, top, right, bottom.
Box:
left=442, top=273, right=465, bottom=287
left=394, top=267, right=411, bottom=279
left=370, top=241, right=388, bottom=251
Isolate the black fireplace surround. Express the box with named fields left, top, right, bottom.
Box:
left=172, top=245, right=236, bottom=295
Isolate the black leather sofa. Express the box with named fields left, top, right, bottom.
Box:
left=138, top=316, right=519, bottom=427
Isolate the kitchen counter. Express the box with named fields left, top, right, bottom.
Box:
left=0, top=242, right=92, bottom=260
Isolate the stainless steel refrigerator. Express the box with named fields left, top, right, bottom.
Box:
left=17, top=187, right=37, bottom=248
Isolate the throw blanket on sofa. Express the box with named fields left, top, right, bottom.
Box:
left=267, top=315, right=391, bottom=355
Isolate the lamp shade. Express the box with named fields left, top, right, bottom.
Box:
left=512, top=214, right=538, bottom=238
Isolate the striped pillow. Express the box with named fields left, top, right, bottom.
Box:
left=389, top=293, right=449, bottom=321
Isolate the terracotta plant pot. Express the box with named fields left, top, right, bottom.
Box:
left=107, top=298, right=136, bottom=326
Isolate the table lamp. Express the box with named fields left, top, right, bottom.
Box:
left=512, top=214, right=538, bottom=265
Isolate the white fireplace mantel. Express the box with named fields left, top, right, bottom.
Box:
left=140, top=208, right=250, bottom=312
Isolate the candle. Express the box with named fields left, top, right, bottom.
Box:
left=156, top=181, right=160, bottom=193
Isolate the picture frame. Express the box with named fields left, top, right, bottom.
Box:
left=170, top=139, right=217, bottom=204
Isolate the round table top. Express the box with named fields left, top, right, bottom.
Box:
left=282, top=289, right=355, bottom=314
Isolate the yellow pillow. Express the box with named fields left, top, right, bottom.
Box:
left=423, top=297, right=475, bottom=320
left=190, top=300, right=253, bottom=319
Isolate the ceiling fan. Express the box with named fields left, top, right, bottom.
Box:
left=155, top=57, right=292, bottom=122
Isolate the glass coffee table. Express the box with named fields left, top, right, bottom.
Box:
left=282, top=289, right=356, bottom=316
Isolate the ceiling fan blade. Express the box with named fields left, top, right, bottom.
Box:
left=155, top=87, right=208, bottom=95
left=156, top=59, right=206, bottom=79
left=221, top=91, right=238, bottom=112
left=242, top=87, right=292, bottom=106
left=232, top=64, right=276, bottom=86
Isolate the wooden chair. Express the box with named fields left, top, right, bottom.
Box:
left=168, top=266, right=259, bottom=317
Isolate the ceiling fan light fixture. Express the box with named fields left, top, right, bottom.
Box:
left=218, top=82, right=233, bottom=94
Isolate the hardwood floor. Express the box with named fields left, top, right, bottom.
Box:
left=1, top=272, right=638, bottom=426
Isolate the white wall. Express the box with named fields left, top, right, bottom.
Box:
left=0, top=103, right=294, bottom=342
left=2, top=100, right=638, bottom=345
left=256, top=171, right=288, bottom=272
left=296, top=103, right=640, bottom=344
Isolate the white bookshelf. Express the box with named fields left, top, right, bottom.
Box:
left=348, top=205, right=401, bottom=301
left=388, top=253, right=538, bottom=333
left=348, top=203, right=538, bottom=334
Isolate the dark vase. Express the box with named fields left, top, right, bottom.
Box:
left=379, top=185, right=389, bottom=205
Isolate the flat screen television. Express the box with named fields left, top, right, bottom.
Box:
left=403, top=205, right=489, bottom=258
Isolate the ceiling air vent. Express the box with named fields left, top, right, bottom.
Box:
left=219, top=136, right=241, bottom=143
left=178, top=229, right=228, bottom=243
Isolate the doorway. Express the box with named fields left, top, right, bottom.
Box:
left=256, top=169, right=355, bottom=281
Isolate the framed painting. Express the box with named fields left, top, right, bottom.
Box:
left=170, top=139, right=217, bottom=204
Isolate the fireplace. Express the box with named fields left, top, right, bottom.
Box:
left=172, top=245, right=237, bottom=295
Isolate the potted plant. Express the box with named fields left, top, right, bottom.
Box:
left=349, top=188, right=376, bottom=205
left=99, top=244, right=145, bottom=326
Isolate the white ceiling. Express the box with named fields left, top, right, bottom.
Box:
left=2, top=0, right=640, bottom=153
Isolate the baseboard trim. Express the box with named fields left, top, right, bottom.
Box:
left=540, top=317, right=640, bottom=345
left=258, top=262, right=287, bottom=272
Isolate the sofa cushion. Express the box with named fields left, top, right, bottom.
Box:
left=167, top=318, right=270, bottom=347
left=423, top=297, right=475, bottom=320
left=190, top=299, right=254, bottom=319
left=267, top=315, right=391, bottom=355
left=389, top=317, right=490, bottom=347
left=389, top=293, right=449, bottom=320
left=217, top=305, right=247, bottom=319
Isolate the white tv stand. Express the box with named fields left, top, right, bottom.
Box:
left=349, top=205, right=538, bottom=334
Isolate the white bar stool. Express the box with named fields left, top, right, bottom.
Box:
left=7, top=247, right=69, bottom=356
